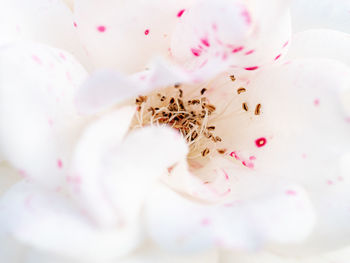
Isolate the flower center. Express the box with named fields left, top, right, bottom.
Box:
left=131, top=83, right=227, bottom=159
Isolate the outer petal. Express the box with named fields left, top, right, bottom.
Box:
left=0, top=42, right=88, bottom=188
left=290, top=0, right=350, bottom=34
left=171, top=0, right=291, bottom=72
left=0, top=0, right=89, bottom=68
left=74, top=0, right=196, bottom=73
left=214, top=59, right=350, bottom=254
left=145, top=182, right=315, bottom=253
left=0, top=181, right=141, bottom=261
left=70, top=108, right=188, bottom=226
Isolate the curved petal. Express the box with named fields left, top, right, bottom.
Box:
left=0, top=42, right=88, bottom=188
left=287, top=29, right=350, bottom=67
left=0, top=181, right=141, bottom=262
left=214, top=59, right=350, bottom=253
left=145, top=182, right=315, bottom=253
left=70, top=108, right=188, bottom=226
left=74, top=0, right=196, bottom=73
left=171, top=0, right=291, bottom=72
left=290, top=0, right=350, bottom=34
left=0, top=0, right=90, bottom=69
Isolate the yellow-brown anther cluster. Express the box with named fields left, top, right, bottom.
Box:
left=134, top=84, right=223, bottom=158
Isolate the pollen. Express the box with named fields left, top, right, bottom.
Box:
left=133, top=84, right=224, bottom=159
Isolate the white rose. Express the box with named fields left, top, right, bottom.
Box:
left=0, top=0, right=349, bottom=262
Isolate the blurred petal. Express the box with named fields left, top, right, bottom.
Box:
left=0, top=0, right=89, bottom=69
left=0, top=181, right=141, bottom=261
left=71, top=108, right=188, bottom=226
left=0, top=42, right=88, bottom=188
left=74, top=0, right=195, bottom=73
left=145, top=182, right=314, bottom=253
left=171, top=0, right=291, bottom=72
left=290, top=0, right=350, bottom=34
left=0, top=164, right=22, bottom=196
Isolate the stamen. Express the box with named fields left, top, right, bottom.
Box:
left=230, top=75, right=236, bottom=82
left=237, top=87, right=246, bottom=94
left=242, top=102, right=248, bottom=111
left=255, top=104, right=261, bottom=115
left=217, top=148, right=227, bottom=154
left=201, top=88, right=207, bottom=95
left=202, top=148, right=210, bottom=157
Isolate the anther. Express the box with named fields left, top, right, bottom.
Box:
left=230, top=75, right=236, bottom=82
left=201, top=88, right=207, bottom=95
left=202, top=148, right=210, bottom=157
left=237, top=87, right=246, bottom=94
left=217, top=149, right=227, bottom=154
left=255, top=104, right=261, bottom=115
left=242, top=102, right=248, bottom=111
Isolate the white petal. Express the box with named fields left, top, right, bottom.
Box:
left=145, top=182, right=315, bottom=253
left=0, top=0, right=89, bottom=68
left=74, top=0, right=196, bottom=73
left=0, top=164, right=22, bottom=196
left=0, top=181, right=141, bottom=261
left=71, top=108, right=188, bottom=226
left=171, top=0, right=291, bottom=72
left=0, top=42, right=88, bottom=188
left=290, top=0, right=350, bottom=34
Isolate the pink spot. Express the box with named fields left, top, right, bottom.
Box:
left=201, top=38, right=210, bottom=47
left=232, top=46, right=244, bottom=53
left=241, top=9, right=252, bottom=25
left=249, top=156, right=256, bottom=161
left=286, top=190, right=297, bottom=196
left=212, top=23, right=218, bottom=31
left=32, top=55, right=42, bottom=65
left=167, top=165, right=175, bottom=174
left=221, top=169, right=229, bottom=180
left=244, top=49, right=255, bottom=55
left=201, top=218, right=211, bottom=226
left=242, top=161, right=254, bottom=169
left=66, top=175, right=82, bottom=185
left=302, top=153, right=307, bottom=159
left=191, top=48, right=202, bottom=57
left=255, top=137, right=267, bottom=148
left=327, top=180, right=334, bottom=185
left=48, top=118, right=54, bottom=126
left=73, top=22, right=77, bottom=28
left=57, top=159, right=63, bottom=169
left=177, top=9, right=185, bottom=17
left=19, top=170, right=28, bottom=178
left=59, top=52, right=66, bottom=60
left=274, top=54, right=282, bottom=60
left=230, top=151, right=240, bottom=160
left=283, top=41, right=289, bottom=48
left=97, top=25, right=106, bottom=32
left=245, top=66, right=259, bottom=71
left=66, top=71, right=72, bottom=81
left=144, top=29, right=150, bottom=35
left=314, top=99, right=320, bottom=106
left=338, top=176, right=344, bottom=182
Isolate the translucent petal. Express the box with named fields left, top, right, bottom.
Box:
left=0, top=42, right=88, bottom=188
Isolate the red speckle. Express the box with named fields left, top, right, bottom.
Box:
left=232, top=46, right=244, bottom=53
left=314, top=99, right=320, bottom=106
left=32, top=55, right=42, bottom=65
left=255, top=137, right=267, bottom=148
left=73, top=22, right=77, bottom=28
left=274, top=54, right=282, bottom=60
left=230, top=151, right=240, bottom=160
left=177, top=9, right=185, bottom=17
left=201, top=218, right=211, bottom=226
left=97, top=25, right=106, bottom=32
left=249, top=156, right=256, bottom=161
left=283, top=41, right=289, bottom=48
left=242, top=161, right=254, bottom=169
left=241, top=9, right=252, bottom=25
left=221, top=169, right=229, bottom=180
left=57, top=159, right=63, bottom=169
left=245, top=66, right=259, bottom=71
left=286, top=190, right=297, bottom=196
left=144, top=29, right=150, bottom=35
left=191, top=48, right=202, bottom=57
left=201, top=38, right=210, bottom=47
left=244, top=49, right=255, bottom=55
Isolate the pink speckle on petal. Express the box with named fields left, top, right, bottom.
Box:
left=275, top=54, right=282, bottom=60
left=283, top=41, right=289, bottom=48
left=57, top=159, right=63, bottom=169
left=249, top=156, right=256, bottom=161
left=327, top=180, right=334, bottom=185
left=144, top=29, right=150, bottom=35
left=232, top=46, right=244, bottom=53
left=191, top=48, right=202, bottom=57
left=255, top=137, right=267, bottom=148
left=221, top=169, right=229, bottom=180
left=241, top=9, right=252, bottom=25
left=59, top=52, right=66, bottom=60
left=314, top=99, right=320, bottom=106
left=201, top=38, right=210, bottom=47
left=73, top=22, right=77, bottom=28
left=32, top=55, right=42, bottom=65
left=230, top=151, right=240, bottom=160
left=201, top=218, right=211, bottom=226
left=97, top=25, right=106, bottom=32
left=338, top=176, right=344, bottom=181
left=177, top=9, right=185, bottom=17
left=245, top=66, right=259, bottom=71
left=286, top=190, right=297, bottom=196
left=244, top=49, right=255, bottom=55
